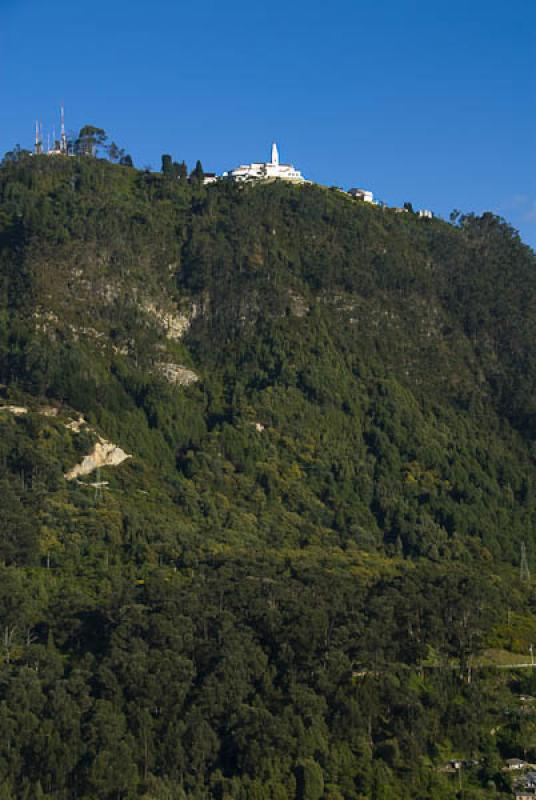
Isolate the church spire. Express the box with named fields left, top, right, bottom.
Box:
left=271, top=141, right=279, bottom=166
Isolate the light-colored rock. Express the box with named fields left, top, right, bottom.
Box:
left=40, top=406, right=59, bottom=417
left=65, top=439, right=131, bottom=480
left=0, top=405, right=28, bottom=415
left=143, top=302, right=192, bottom=341
left=156, top=363, right=198, bottom=386
left=287, top=290, right=309, bottom=317
left=69, top=325, right=106, bottom=344
left=66, top=416, right=86, bottom=433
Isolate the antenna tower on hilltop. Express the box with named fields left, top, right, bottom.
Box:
left=34, top=120, right=42, bottom=155
left=33, top=106, right=70, bottom=156
left=60, top=105, right=67, bottom=153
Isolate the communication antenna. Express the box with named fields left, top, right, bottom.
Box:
left=521, top=541, right=531, bottom=583
left=60, top=104, right=67, bottom=153
left=35, top=120, right=42, bottom=154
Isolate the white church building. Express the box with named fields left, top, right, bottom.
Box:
left=223, top=142, right=306, bottom=183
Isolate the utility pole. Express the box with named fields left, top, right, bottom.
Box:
left=521, top=542, right=531, bottom=583
left=94, top=467, right=102, bottom=506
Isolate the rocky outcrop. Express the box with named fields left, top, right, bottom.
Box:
left=155, top=362, right=199, bottom=386
left=0, top=406, right=131, bottom=479
left=142, top=301, right=195, bottom=341
left=0, top=405, right=59, bottom=417
left=64, top=439, right=131, bottom=480
left=287, top=290, right=309, bottom=318
left=0, top=405, right=28, bottom=415
left=65, top=416, right=86, bottom=433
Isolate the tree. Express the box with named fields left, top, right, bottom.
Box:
left=120, top=154, right=133, bottom=167
left=0, top=478, right=38, bottom=566
left=179, top=161, right=188, bottom=180
left=75, top=125, right=107, bottom=157
left=161, top=154, right=173, bottom=176
left=190, top=160, right=204, bottom=184
left=296, top=760, right=324, bottom=800
left=88, top=701, right=139, bottom=798
left=2, top=146, right=31, bottom=164
left=107, top=142, right=126, bottom=163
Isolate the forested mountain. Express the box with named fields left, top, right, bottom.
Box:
left=0, top=152, right=535, bottom=799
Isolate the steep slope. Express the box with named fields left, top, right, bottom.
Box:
left=1, top=154, right=534, bottom=567
left=0, top=153, right=535, bottom=799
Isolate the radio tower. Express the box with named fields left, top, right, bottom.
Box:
left=60, top=105, right=67, bottom=154
left=34, top=120, right=42, bottom=155
left=521, top=541, right=531, bottom=583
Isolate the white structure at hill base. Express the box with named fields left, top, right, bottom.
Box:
left=223, top=142, right=306, bottom=183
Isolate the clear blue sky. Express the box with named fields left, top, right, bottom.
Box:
left=2, top=0, right=535, bottom=246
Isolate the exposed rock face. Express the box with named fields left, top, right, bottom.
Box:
left=40, top=406, right=59, bottom=417
left=65, top=416, right=86, bottom=433
left=0, top=405, right=28, bottom=415
left=143, top=302, right=194, bottom=341
left=0, top=407, right=131, bottom=479
left=0, top=405, right=59, bottom=417
left=64, top=439, right=131, bottom=480
left=155, top=362, right=199, bottom=386
left=287, top=290, right=309, bottom=317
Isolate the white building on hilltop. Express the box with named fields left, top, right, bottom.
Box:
left=223, top=142, right=306, bottom=183
left=348, top=187, right=374, bottom=203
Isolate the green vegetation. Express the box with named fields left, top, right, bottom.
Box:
left=0, top=149, right=535, bottom=798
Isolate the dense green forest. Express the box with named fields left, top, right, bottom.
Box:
left=0, top=150, right=535, bottom=799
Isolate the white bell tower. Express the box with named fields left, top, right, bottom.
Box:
left=271, top=141, right=279, bottom=166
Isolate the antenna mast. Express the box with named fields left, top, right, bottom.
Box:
left=60, top=104, right=67, bottom=153
left=34, top=120, right=42, bottom=155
